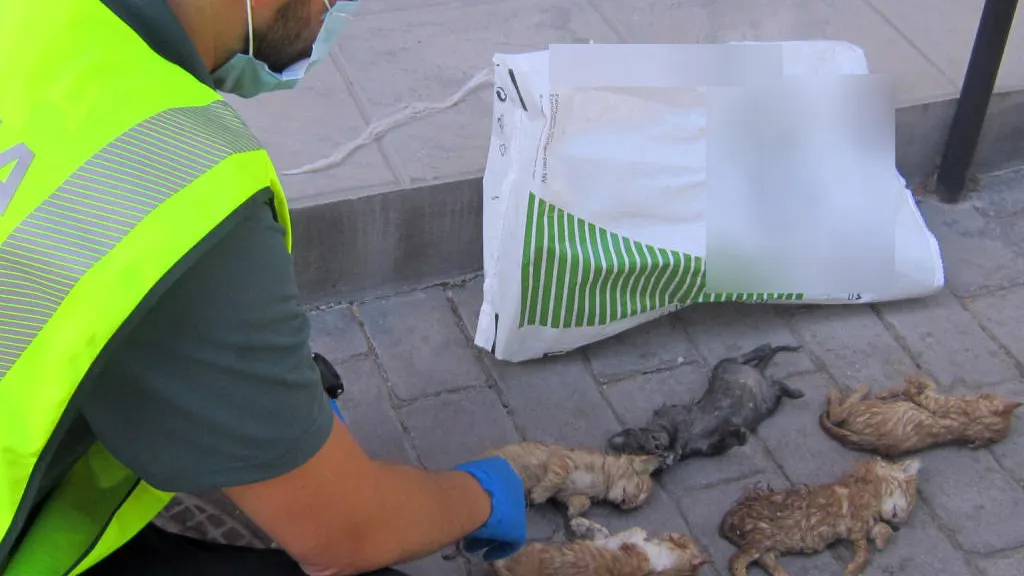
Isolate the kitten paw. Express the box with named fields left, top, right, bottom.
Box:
left=564, top=494, right=592, bottom=518
left=658, top=451, right=679, bottom=469
left=736, top=428, right=751, bottom=445
left=569, top=517, right=610, bottom=540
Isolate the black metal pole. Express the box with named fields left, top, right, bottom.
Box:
left=934, top=0, right=1019, bottom=203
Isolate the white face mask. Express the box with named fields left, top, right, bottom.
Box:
left=211, top=0, right=360, bottom=98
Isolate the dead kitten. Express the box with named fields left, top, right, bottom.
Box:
left=819, top=373, right=1023, bottom=457
left=491, top=516, right=712, bottom=576
left=442, top=444, right=662, bottom=563
left=484, top=441, right=662, bottom=517
left=608, top=343, right=804, bottom=468
left=719, top=457, right=922, bottom=576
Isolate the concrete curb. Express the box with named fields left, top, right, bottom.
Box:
left=896, top=89, right=1024, bottom=189
left=293, top=88, right=1024, bottom=305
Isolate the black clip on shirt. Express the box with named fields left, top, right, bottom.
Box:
left=312, top=353, right=344, bottom=400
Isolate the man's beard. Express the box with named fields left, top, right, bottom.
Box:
left=250, top=0, right=317, bottom=73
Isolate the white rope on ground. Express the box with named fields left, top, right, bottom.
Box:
left=281, top=67, right=493, bottom=175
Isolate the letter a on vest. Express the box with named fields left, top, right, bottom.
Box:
left=0, top=1, right=291, bottom=573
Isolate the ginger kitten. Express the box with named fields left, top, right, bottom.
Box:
left=484, top=441, right=662, bottom=517
left=491, top=516, right=711, bottom=576
left=820, top=374, right=1022, bottom=457
left=442, top=441, right=663, bottom=563
left=719, top=457, right=922, bottom=576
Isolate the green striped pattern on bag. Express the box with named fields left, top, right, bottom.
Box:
left=695, top=291, right=803, bottom=303
left=519, top=192, right=802, bottom=329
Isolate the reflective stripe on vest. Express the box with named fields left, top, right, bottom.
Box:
left=0, top=0, right=291, bottom=573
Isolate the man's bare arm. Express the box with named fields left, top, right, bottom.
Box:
left=223, top=418, right=492, bottom=575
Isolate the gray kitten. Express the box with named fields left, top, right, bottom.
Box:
left=608, top=343, right=805, bottom=468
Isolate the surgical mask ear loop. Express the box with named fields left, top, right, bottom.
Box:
left=246, top=0, right=331, bottom=59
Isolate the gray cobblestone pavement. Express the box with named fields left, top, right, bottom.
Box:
left=157, top=170, right=1024, bottom=575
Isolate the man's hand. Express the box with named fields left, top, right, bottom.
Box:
left=222, top=418, right=525, bottom=575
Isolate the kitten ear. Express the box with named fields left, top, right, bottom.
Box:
left=999, top=399, right=1023, bottom=415
left=694, top=554, right=713, bottom=567
left=899, top=458, right=922, bottom=477
left=633, top=455, right=661, bottom=476
left=608, top=431, right=630, bottom=452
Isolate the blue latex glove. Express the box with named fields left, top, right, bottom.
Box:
left=452, top=456, right=526, bottom=561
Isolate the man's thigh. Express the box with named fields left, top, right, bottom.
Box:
left=83, top=524, right=410, bottom=576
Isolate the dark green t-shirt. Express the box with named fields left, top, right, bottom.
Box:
left=34, top=0, right=335, bottom=499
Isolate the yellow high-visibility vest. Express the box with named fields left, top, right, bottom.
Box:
left=0, top=0, right=291, bottom=573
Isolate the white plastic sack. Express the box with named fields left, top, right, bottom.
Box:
left=475, top=41, right=944, bottom=363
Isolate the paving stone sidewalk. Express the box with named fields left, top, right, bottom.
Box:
left=160, top=169, right=1024, bottom=575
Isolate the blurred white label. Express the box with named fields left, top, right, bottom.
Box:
left=549, top=43, right=783, bottom=89
left=705, top=74, right=897, bottom=295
